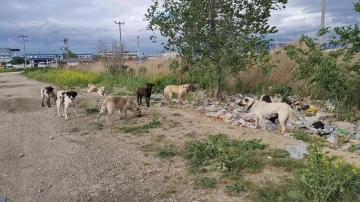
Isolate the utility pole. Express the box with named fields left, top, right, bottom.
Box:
left=137, top=36, right=140, bottom=59
left=18, top=35, right=28, bottom=68
left=320, top=0, right=326, bottom=47
left=115, top=21, right=125, bottom=54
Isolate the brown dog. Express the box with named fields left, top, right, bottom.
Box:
left=163, top=84, right=190, bottom=104
left=97, top=96, right=142, bottom=125
left=136, top=83, right=155, bottom=107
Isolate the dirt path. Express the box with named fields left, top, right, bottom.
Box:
left=0, top=72, right=359, bottom=202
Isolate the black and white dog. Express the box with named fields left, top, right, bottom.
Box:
left=41, top=86, right=56, bottom=107
left=56, top=90, right=79, bottom=120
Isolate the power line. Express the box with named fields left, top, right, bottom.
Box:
left=18, top=35, right=28, bottom=68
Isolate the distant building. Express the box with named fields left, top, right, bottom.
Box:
left=0, top=48, right=20, bottom=63
left=97, top=51, right=140, bottom=59
left=26, top=53, right=93, bottom=66
left=61, top=57, right=93, bottom=66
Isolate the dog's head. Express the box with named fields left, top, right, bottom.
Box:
left=237, top=97, right=255, bottom=112
left=146, top=83, right=155, bottom=88
left=181, top=84, right=190, bottom=92
left=66, top=91, right=78, bottom=101
left=99, top=86, right=107, bottom=96
left=134, top=105, right=142, bottom=117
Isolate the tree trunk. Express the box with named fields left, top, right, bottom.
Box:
left=215, top=65, right=223, bottom=102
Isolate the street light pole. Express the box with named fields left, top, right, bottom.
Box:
left=115, top=21, right=125, bottom=54
left=18, top=35, right=28, bottom=68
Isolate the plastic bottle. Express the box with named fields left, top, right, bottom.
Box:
left=329, top=121, right=336, bottom=137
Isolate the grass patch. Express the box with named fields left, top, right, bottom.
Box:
left=85, top=107, right=100, bottom=114
left=225, top=181, right=247, bottom=196
left=114, top=117, right=161, bottom=134
left=155, top=144, right=176, bottom=159
left=22, top=67, right=178, bottom=93
left=0, top=68, right=24, bottom=73
left=292, top=130, right=314, bottom=143
left=194, top=177, right=217, bottom=189
left=90, top=122, right=104, bottom=130
left=251, top=141, right=360, bottom=202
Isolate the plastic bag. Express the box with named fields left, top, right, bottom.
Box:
left=286, top=140, right=309, bottom=160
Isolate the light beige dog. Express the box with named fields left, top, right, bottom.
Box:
left=97, top=86, right=107, bottom=97
left=97, top=96, right=142, bottom=125
left=163, top=84, right=190, bottom=104
left=237, top=97, right=292, bottom=135
left=87, top=84, right=97, bottom=93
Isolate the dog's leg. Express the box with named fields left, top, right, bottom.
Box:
left=118, top=110, right=123, bottom=120
left=64, top=103, right=69, bottom=120
left=105, top=109, right=114, bottom=125
left=56, top=100, right=63, bottom=117
left=41, top=91, right=45, bottom=107
left=97, top=111, right=103, bottom=123
left=278, top=113, right=289, bottom=135
left=47, top=97, right=51, bottom=107
left=259, top=117, right=267, bottom=131
left=146, top=96, right=150, bottom=107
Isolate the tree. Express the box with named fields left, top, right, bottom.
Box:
left=62, top=50, right=78, bottom=58
left=11, top=56, right=24, bottom=65
left=284, top=1, right=360, bottom=120
left=145, top=0, right=287, bottom=101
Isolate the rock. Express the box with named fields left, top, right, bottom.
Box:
left=49, top=136, right=54, bottom=139
left=19, top=154, right=25, bottom=157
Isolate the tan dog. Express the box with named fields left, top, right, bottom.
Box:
left=97, top=96, right=142, bottom=125
left=87, top=84, right=97, bottom=93
left=237, top=97, right=292, bottom=135
left=97, top=86, right=107, bottom=97
left=163, top=84, right=190, bottom=104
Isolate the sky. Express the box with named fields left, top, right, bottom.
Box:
left=0, top=0, right=359, bottom=55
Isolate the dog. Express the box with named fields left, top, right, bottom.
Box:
left=41, top=86, right=56, bottom=107
left=238, top=97, right=292, bottom=135
left=56, top=91, right=79, bottom=120
left=97, top=96, right=142, bottom=125
left=260, top=94, right=278, bottom=124
left=163, top=84, right=190, bottom=104
left=97, top=86, right=107, bottom=97
left=87, top=84, right=97, bottom=93
left=136, top=83, right=155, bottom=107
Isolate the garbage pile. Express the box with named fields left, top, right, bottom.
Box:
left=195, top=93, right=360, bottom=154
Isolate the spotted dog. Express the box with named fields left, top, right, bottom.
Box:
left=41, top=86, right=56, bottom=107
left=56, top=90, right=79, bottom=120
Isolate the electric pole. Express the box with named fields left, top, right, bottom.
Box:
left=137, top=36, right=140, bottom=59
left=18, top=35, right=28, bottom=68
left=320, top=0, right=325, bottom=47
left=115, top=21, right=125, bottom=54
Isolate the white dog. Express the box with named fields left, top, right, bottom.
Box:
left=41, top=86, right=56, bottom=107
left=97, top=96, right=142, bottom=125
left=56, top=91, right=79, bottom=120
left=238, top=97, right=292, bottom=135
left=97, top=86, right=107, bottom=97
left=87, top=84, right=97, bottom=93
left=163, top=84, right=190, bottom=104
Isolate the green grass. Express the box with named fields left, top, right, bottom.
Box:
left=0, top=68, right=24, bottom=73
left=292, top=130, right=314, bottom=143
left=22, top=67, right=177, bottom=93
left=155, top=144, right=177, bottom=159
left=112, top=117, right=161, bottom=134
left=194, top=177, right=217, bottom=189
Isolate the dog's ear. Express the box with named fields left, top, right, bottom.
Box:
left=73, top=92, right=78, bottom=97
left=66, top=92, right=72, bottom=97
left=48, top=86, right=54, bottom=91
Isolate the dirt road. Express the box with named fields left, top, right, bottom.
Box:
left=0, top=72, right=359, bottom=202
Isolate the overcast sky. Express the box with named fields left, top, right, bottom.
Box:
left=0, top=0, right=359, bottom=55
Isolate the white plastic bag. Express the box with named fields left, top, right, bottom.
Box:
left=286, top=140, right=309, bottom=160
